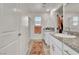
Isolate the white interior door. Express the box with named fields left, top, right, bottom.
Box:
left=0, top=4, right=21, bottom=54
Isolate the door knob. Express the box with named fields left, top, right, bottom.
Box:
left=18, top=33, right=21, bottom=36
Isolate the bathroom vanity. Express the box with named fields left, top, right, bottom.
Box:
left=44, top=32, right=79, bottom=55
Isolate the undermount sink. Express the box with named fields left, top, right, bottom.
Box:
left=54, top=33, right=76, bottom=38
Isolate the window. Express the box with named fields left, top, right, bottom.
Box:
left=72, top=16, right=79, bottom=26
left=35, top=16, right=41, bottom=26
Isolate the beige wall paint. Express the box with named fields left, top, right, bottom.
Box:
left=63, top=12, right=79, bottom=32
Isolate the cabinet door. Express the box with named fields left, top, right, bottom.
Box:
left=49, top=34, right=63, bottom=55
left=53, top=44, right=62, bottom=55
left=44, top=32, right=52, bottom=46
left=44, top=33, right=63, bottom=55
left=49, top=36, right=62, bottom=55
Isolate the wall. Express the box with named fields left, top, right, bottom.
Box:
left=63, top=12, right=79, bottom=32
left=42, top=11, right=57, bottom=32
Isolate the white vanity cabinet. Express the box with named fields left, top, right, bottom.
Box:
left=44, top=32, right=79, bottom=55
left=44, top=32, right=63, bottom=55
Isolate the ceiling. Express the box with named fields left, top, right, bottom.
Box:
left=0, top=3, right=62, bottom=14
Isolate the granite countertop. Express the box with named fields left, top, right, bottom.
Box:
left=50, top=32, right=79, bottom=53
